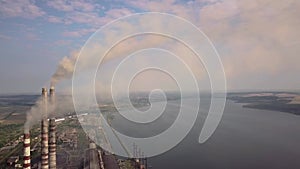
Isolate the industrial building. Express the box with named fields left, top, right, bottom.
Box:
left=23, top=87, right=147, bottom=169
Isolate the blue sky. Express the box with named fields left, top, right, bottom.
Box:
left=0, top=0, right=139, bottom=93
left=0, top=0, right=299, bottom=93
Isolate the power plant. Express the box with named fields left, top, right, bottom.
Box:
left=23, top=87, right=57, bottom=169
left=22, top=87, right=148, bottom=169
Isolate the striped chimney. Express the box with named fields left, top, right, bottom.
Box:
left=49, top=86, right=56, bottom=169
left=41, top=120, right=49, bottom=169
left=41, top=88, right=49, bottom=169
left=23, top=133, right=31, bottom=169
left=49, top=118, right=56, bottom=169
left=42, top=87, right=47, bottom=97
left=49, top=86, right=55, bottom=98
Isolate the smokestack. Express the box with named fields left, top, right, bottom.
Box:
left=48, top=87, right=56, bottom=169
left=41, top=88, right=49, bottom=169
left=49, top=86, right=55, bottom=97
left=41, top=120, right=49, bottom=169
left=23, top=133, right=31, bottom=169
left=42, top=88, right=47, bottom=97
left=49, top=118, right=56, bottom=169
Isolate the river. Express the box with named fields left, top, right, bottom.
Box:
left=110, top=97, right=300, bottom=169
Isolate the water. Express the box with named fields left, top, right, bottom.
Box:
left=110, top=98, right=300, bottom=169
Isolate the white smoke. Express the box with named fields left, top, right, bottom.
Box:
left=24, top=94, right=74, bottom=132
left=24, top=15, right=208, bottom=131
left=50, top=51, right=79, bottom=86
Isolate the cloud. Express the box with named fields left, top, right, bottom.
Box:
left=0, top=34, right=12, bottom=40
left=1, top=0, right=299, bottom=91
left=47, top=15, right=63, bottom=23
left=124, top=0, right=299, bottom=90
left=63, top=11, right=106, bottom=25
left=54, top=39, right=72, bottom=46
left=60, top=8, right=134, bottom=37
left=25, top=32, right=39, bottom=40
left=64, top=8, right=134, bottom=26
left=62, top=28, right=98, bottom=37
left=126, top=0, right=193, bottom=21
left=86, top=0, right=298, bottom=90
left=105, top=8, right=133, bottom=18
left=47, top=0, right=98, bottom=12
left=197, top=0, right=300, bottom=89
left=0, top=0, right=45, bottom=18
left=46, top=0, right=107, bottom=29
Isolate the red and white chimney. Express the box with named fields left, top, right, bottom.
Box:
left=41, top=88, right=49, bottom=169
left=41, top=119, right=49, bottom=169
left=23, top=133, right=31, bottom=169
left=49, top=86, right=56, bottom=169
left=49, top=118, right=56, bottom=169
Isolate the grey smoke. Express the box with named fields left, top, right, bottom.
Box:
left=50, top=51, right=78, bottom=86
left=24, top=94, right=74, bottom=132
left=25, top=24, right=207, bottom=131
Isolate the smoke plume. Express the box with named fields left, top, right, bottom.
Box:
left=24, top=17, right=207, bottom=131
left=24, top=94, right=74, bottom=132
left=50, top=51, right=79, bottom=86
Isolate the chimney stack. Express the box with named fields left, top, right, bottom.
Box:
left=49, top=87, right=56, bottom=169
left=49, top=86, right=55, bottom=97
left=41, top=88, right=49, bottom=169
left=49, top=118, right=56, bottom=169
left=41, top=120, right=49, bottom=169
left=23, top=133, right=31, bottom=169
left=42, top=88, right=47, bottom=97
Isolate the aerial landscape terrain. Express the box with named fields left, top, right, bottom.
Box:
left=0, top=0, right=300, bottom=169
left=1, top=91, right=300, bottom=168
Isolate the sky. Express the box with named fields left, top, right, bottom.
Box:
left=0, top=0, right=299, bottom=94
